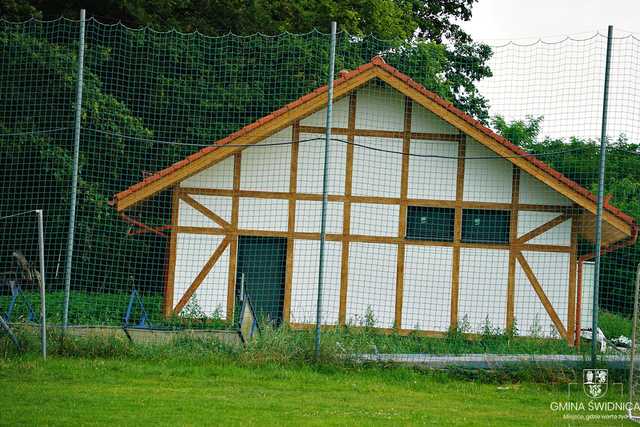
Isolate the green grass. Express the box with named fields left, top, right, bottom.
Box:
left=1, top=290, right=634, bottom=356
left=599, top=310, right=633, bottom=338
left=0, top=351, right=632, bottom=426
left=1, top=332, right=636, bottom=426
left=0, top=290, right=233, bottom=329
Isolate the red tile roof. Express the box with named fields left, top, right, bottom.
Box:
left=111, top=56, right=636, bottom=234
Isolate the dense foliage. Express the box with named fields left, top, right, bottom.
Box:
left=2, top=0, right=493, bottom=122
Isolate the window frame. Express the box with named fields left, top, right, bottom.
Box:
left=460, top=208, right=511, bottom=244
left=405, top=206, right=455, bottom=242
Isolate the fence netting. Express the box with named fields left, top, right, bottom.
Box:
left=2, top=17, right=640, bottom=362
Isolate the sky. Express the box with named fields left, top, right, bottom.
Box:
left=458, top=0, right=640, bottom=142
left=464, top=0, right=640, bottom=42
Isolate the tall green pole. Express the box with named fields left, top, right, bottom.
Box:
left=63, top=9, right=86, bottom=329
left=592, top=25, right=613, bottom=366
left=316, top=21, right=337, bottom=359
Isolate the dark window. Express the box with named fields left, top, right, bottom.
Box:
left=461, top=209, right=510, bottom=244
left=406, top=206, right=455, bottom=242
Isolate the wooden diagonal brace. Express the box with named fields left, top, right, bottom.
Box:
left=173, top=237, right=230, bottom=314
left=516, top=252, right=567, bottom=338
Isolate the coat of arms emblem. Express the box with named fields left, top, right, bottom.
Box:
left=583, top=369, right=608, bottom=399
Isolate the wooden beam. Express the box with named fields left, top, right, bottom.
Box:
left=174, top=237, right=231, bottom=314
left=339, top=92, right=357, bottom=326
left=507, top=167, right=520, bottom=330
left=283, top=123, right=299, bottom=323
left=179, top=187, right=576, bottom=214
left=516, top=213, right=571, bottom=244
left=395, top=97, right=412, bottom=329
left=115, top=68, right=377, bottom=211
left=450, top=133, right=465, bottom=330
left=180, top=193, right=232, bottom=230
left=371, top=66, right=634, bottom=239
left=225, top=153, right=242, bottom=321
left=298, top=124, right=461, bottom=142
left=164, top=187, right=180, bottom=317
left=516, top=252, right=567, bottom=338
left=567, top=215, right=578, bottom=346
left=171, top=226, right=573, bottom=254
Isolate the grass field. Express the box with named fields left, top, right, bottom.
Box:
left=0, top=332, right=637, bottom=426
left=0, top=354, right=634, bottom=426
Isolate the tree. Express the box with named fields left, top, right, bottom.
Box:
left=0, top=31, right=166, bottom=316
left=2, top=0, right=492, bottom=121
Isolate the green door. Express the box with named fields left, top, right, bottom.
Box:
left=236, top=236, right=287, bottom=325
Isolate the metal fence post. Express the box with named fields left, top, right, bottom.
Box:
left=316, top=21, right=337, bottom=359
left=592, top=25, right=614, bottom=366
left=62, top=9, right=86, bottom=329
left=36, top=210, right=47, bottom=360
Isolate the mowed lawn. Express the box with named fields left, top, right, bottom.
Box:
left=0, top=355, right=635, bottom=426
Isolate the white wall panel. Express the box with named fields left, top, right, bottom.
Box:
left=295, top=201, right=343, bottom=234
left=517, top=211, right=571, bottom=246
left=191, top=195, right=233, bottom=223
left=355, top=83, right=405, bottom=131
left=296, top=132, right=346, bottom=195
left=581, top=261, right=594, bottom=333
left=408, top=140, right=458, bottom=200
left=173, top=234, right=229, bottom=319
left=402, top=246, right=453, bottom=332
left=463, top=139, right=512, bottom=203
left=290, top=240, right=342, bottom=324
left=517, top=211, right=561, bottom=237
left=300, top=96, right=350, bottom=128
left=238, top=198, right=288, bottom=232
left=351, top=136, right=402, bottom=197
left=519, top=171, right=572, bottom=206
left=178, top=199, right=216, bottom=228
left=350, top=203, right=399, bottom=237
left=529, top=218, right=571, bottom=246
left=458, top=248, right=510, bottom=333
left=346, top=242, right=397, bottom=328
left=240, top=127, right=291, bottom=192
left=411, top=103, right=457, bottom=134
left=181, top=156, right=234, bottom=189
left=515, top=251, right=570, bottom=337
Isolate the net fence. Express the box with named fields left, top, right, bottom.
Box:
left=1, top=17, right=640, bottom=361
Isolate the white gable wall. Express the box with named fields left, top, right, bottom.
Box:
left=402, top=246, right=453, bottom=332
left=181, top=155, right=234, bottom=189
left=519, top=171, right=572, bottom=206
left=411, top=103, right=458, bottom=134
left=295, top=201, right=343, bottom=234
left=240, top=127, right=292, bottom=192
left=173, top=233, right=229, bottom=318
left=458, top=248, right=510, bottom=333
left=290, top=240, right=342, bottom=325
left=463, top=139, right=513, bottom=203
left=350, top=203, right=399, bottom=237
left=355, top=82, right=405, bottom=131
left=169, top=80, right=584, bottom=340
left=238, top=198, right=289, bottom=232
left=300, top=96, right=350, bottom=128
left=296, top=132, right=346, bottom=195
left=351, top=136, right=403, bottom=197
left=408, top=140, right=458, bottom=200
left=515, top=251, right=570, bottom=337
left=518, top=211, right=572, bottom=246
left=346, top=242, right=397, bottom=328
